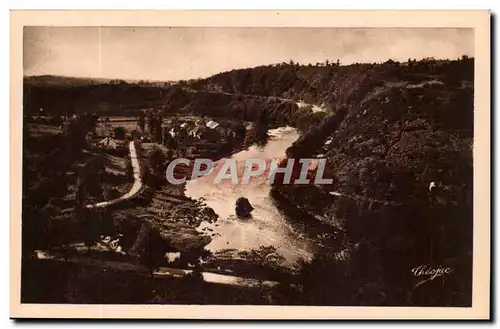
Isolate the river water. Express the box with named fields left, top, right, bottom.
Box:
left=185, top=127, right=314, bottom=264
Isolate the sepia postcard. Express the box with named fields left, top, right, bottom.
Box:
left=10, top=10, right=491, bottom=319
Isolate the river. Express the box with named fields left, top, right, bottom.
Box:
left=185, top=126, right=314, bottom=265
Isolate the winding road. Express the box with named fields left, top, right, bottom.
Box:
left=185, top=87, right=327, bottom=113
left=86, top=141, right=143, bottom=209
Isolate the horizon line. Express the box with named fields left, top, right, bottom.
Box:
left=23, top=55, right=473, bottom=83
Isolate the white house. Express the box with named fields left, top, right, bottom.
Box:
left=206, top=120, right=220, bottom=129
left=98, top=137, right=119, bottom=149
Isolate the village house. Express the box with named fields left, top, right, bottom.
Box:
left=98, top=137, right=120, bottom=149
left=204, top=120, right=227, bottom=142
left=182, top=118, right=225, bottom=143
left=188, top=125, right=204, bottom=139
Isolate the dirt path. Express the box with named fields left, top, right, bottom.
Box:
left=328, top=191, right=403, bottom=206
left=86, top=141, right=142, bottom=209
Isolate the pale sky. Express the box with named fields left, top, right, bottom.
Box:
left=24, top=27, right=474, bottom=81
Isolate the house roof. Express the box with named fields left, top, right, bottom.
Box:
left=99, top=137, right=119, bottom=144
left=206, top=120, right=220, bottom=129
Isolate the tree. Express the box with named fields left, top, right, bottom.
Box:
left=130, top=223, right=169, bottom=276
left=81, top=113, right=99, bottom=133
left=163, top=130, right=178, bottom=150
left=146, top=111, right=154, bottom=134
left=138, top=112, right=146, bottom=132
left=46, top=211, right=81, bottom=263
left=239, top=245, right=285, bottom=270
left=238, top=245, right=286, bottom=289
left=245, top=109, right=269, bottom=146
left=80, top=208, right=102, bottom=253
left=235, top=121, right=246, bottom=141
left=130, top=129, right=139, bottom=140
left=148, top=146, right=168, bottom=183
left=153, top=115, right=163, bottom=143
left=48, top=116, right=63, bottom=127
left=290, top=249, right=385, bottom=305
left=65, top=119, right=87, bottom=159
left=76, top=156, right=106, bottom=206
left=114, top=126, right=126, bottom=140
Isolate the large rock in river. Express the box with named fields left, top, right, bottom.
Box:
left=235, top=197, right=254, bottom=218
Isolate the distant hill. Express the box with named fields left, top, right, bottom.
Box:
left=24, top=75, right=112, bottom=87
left=23, top=76, right=174, bottom=117
left=24, top=75, right=174, bottom=88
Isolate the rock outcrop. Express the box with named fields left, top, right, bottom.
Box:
left=235, top=197, right=254, bottom=218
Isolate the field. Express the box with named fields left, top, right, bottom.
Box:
left=25, top=123, right=61, bottom=136
left=96, top=116, right=138, bottom=137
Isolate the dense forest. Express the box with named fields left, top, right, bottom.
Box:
left=186, top=57, right=474, bottom=306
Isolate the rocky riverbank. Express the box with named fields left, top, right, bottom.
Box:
left=111, top=131, right=252, bottom=263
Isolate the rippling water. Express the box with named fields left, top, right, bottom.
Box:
left=185, top=127, right=314, bottom=264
